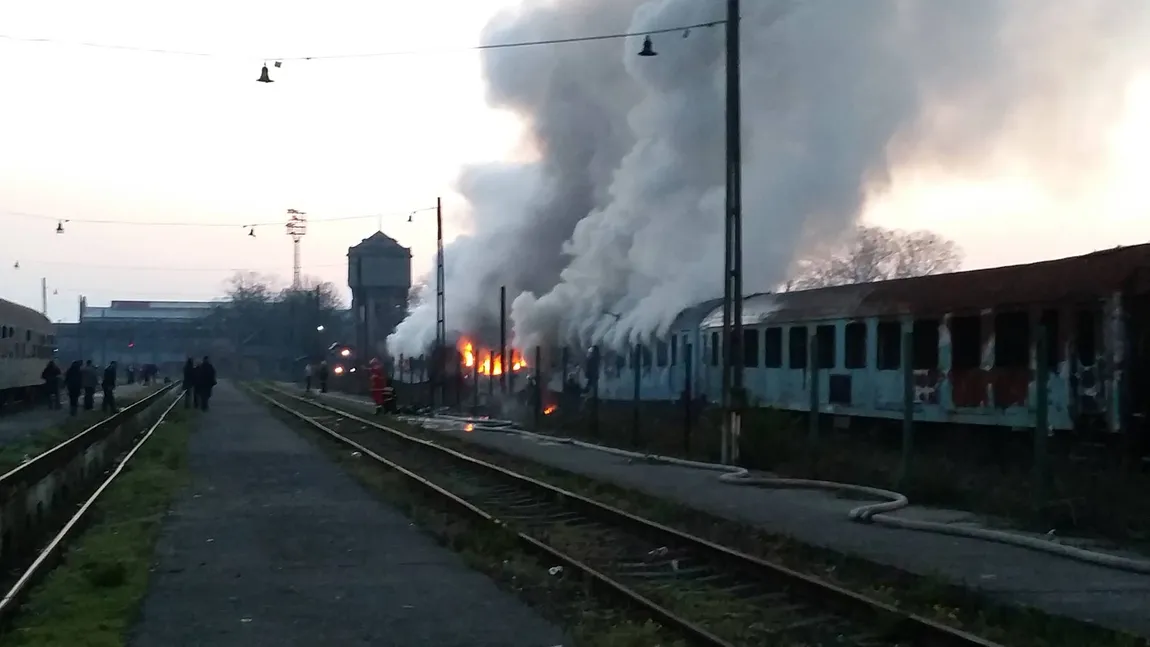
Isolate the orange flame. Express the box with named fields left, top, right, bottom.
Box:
left=458, top=337, right=529, bottom=376
left=543, top=404, right=557, bottom=415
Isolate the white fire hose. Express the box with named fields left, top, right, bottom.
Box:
left=315, top=390, right=1150, bottom=575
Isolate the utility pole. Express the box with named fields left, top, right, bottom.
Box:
left=721, top=0, right=744, bottom=465
left=40, top=278, right=47, bottom=316
left=435, top=197, right=446, bottom=408
left=286, top=209, right=307, bottom=290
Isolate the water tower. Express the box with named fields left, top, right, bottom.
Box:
left=347, top=231, right=412, bottom=361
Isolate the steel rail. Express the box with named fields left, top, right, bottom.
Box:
left=0, top=382, right=179, bottom=490
left=259, top=385, right=1004, bottom=647
left=251, top=386, right=733, bottom=647
left=0, top=387, right=184, bottom=623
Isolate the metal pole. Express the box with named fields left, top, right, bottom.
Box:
left=896, top=328, right=915, bottom=489
left=590, top=345, right=600, bottom=438
left=719, top=0, right=743, bottom=466
left=727, top=0, right=744, bottom=465
left=435, top=197, right=446, bottom=409
left=534, top=345, right=543, bottom=431
left=1034, top=323, right=1050, bottom=511
left=473, top=351, right=479, bottom=413
left=499, top=286, right=507, bottom=394
left=487, top=350, right=494, bottom=398
left=41, top=278, right=47, bottom=316
left=632, top=343, right=642, bottom=447
left=684, top=342, right=693, bottom=455
left=808, top=330, right=820, bottom=453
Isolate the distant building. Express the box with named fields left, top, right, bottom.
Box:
left=55, top=298, right=221, bottom=368
left=347, top=231, right=411, bottom=360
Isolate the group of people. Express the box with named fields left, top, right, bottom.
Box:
left=182, top=357, right=218, bottom=411
left=303, top=360, right=329, bottom=393
left=40, top=359, right=125, bottom=416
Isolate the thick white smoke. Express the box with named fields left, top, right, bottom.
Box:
left=390, top=0, right=1150, bottom=356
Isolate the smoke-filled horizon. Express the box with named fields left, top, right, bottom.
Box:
left=389, top=0, right=1150, bottom=356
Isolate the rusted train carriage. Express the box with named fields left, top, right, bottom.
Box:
left=591, top=244, right=1150, bottom=447
left=694, top=244, right=1150, bottom=438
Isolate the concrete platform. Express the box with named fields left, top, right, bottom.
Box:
left=307, top=387, right=1150, bottom=639
left=128, top=382, right=567, bottom=647
left=0, top=383, right=152, bottom=445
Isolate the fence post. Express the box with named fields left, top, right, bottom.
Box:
left=684, top=342, right=693, bottom=455
left=1033, top=323, right=1050, bottom=512
left=807, top=330, right=820, bottom=459
left=472, top=353, right=479, bottom=414
left=896, top=328, right=915, bottom=489
left=534, top=345, right=543, bottom=431
left=589, top=345, right=600, bottom=439
left=632, top=344, right=642, bottom=448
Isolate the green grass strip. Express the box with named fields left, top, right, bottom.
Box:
left=0, top=408, right=195, bottom=647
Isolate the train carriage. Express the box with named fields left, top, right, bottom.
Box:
left=0, top=297, right=57, bottom=406
left=589, top=243, right=1150, bottom=444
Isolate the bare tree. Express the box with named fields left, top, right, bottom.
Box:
left=786, top=225, right=963, bottom=290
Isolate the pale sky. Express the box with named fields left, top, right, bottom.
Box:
left=4, top=0, right=1150, bottom=323
left=1, top=0, right=522, bottom=322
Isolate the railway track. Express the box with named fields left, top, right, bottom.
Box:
left=254, top=384, right=1005, bottom=647
left=0, top=384, right=183, bottom=625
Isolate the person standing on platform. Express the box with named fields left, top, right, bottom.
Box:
left=64, top=360, right=83, bottom=416
left=195, top=356, right=217, bottom=411
left=304, top=362, right=313, bottom=392
left=183, top=358, right=197, bottom=408
left=81, top=360, right=98, bottom=410
left=101, top=361, right=119, bottom=413
left=41, top=360, right=61, bottom=410
left=318, top=360, right=329, bottom=393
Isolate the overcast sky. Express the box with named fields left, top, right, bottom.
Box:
left=4, top=0, right=1150, bottom=324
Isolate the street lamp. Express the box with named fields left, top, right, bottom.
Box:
left=641, top=0, right=743, bottom=464
left=316, top=325, right=325, bottom=332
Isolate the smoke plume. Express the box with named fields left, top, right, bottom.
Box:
left=389, top=0, right=1150, bottom=356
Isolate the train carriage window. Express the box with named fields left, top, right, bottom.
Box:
left=789, top=326, right=808, bottom=369
left=816, top=325, right=836, bottom=369
left=913, top=319, right=941, bottom=369
left=876, top=321, right=901, bottom=370
left=670, top=336, right=678, bottom=366
left=845, top=322, right=867, bottom=369
left=25, top=330, right=30, bottom=342
left=656, top=340, right=668, bottom=367
left=763, top=327, right=783, bottom=368
left=641, top=345, right=652, bottom=368
left=1039, top=309, right=1060, bottom=366
left=743, top=328, right=760, bottom=367
left=948, top=316, right=978, bottom=370
left=710, top=331, right=720, bottom=366
left=1076, top=309, right=1096, bottom=366
left=994, top=311, right=1030, bottom=368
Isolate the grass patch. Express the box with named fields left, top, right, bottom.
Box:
left=0, top=407, right=195, bottom=647
left=257, top=394, right=686, bottom=647
left=0, top=387, right=164, bottom=474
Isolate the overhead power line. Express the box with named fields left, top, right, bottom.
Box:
left=0, top=20, right=725, bottom=62
left=4, top=206, right=436, bottom=229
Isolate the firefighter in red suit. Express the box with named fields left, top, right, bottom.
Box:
left=369, top=358, right=387, bottom=415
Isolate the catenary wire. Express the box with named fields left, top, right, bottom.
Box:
left=0, top=20, right=725, bottom=62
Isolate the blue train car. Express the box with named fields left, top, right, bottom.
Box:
left=586, top=243, right=1150, bottom=438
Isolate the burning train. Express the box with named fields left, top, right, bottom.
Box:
left=549, top=243, right=1150, bottom=447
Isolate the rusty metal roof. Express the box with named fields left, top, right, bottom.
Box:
left=708, top=243, right=1150, bottom=327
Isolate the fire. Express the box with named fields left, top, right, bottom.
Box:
left=457, top=337, right=528, bottom=376
left=543, top=404, right=557, bottom=415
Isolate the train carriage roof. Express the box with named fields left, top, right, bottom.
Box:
left=0, top=297, right=54, bottom=331
left=699, top=242, right=1150, bottom=328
